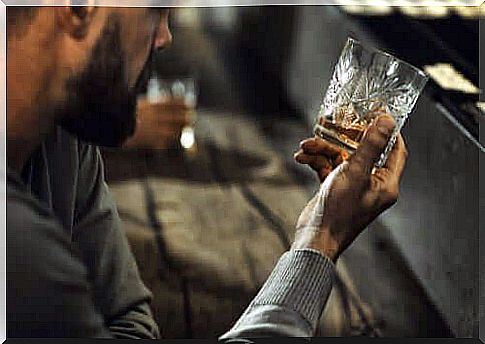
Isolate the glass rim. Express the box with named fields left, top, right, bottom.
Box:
left=157, top=78, right=197, bottom=85
left=157, top=78, right=198, bottom=93
left=346, top=37, right=429, bottom=81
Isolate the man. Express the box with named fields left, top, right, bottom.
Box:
left=6, top=6, right=407, bottom=338
left=7, top=7, right=174, bottom=338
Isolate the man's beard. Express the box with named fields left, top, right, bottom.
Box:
left=57, top=17, right=155, bottom=147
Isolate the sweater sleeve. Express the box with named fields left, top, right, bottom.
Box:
left=219, top=249, right=335, bottom=340
left=72, top=144, right=159, bottom=339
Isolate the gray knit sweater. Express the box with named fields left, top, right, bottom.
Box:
left=220, top=249, right=335, bottom=339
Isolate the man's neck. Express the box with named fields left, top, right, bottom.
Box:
left=7, top=106, right=55, bottom=173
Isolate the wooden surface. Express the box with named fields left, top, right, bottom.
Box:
left=103, top=110, right=378, bottom=338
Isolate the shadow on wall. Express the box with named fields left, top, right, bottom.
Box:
left=153, top=7, right=302, bottom=117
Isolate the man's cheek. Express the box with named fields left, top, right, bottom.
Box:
left=134, top=56, right=154, bottom=94
left=127, top=53, right=148, bottom=88
left=124, top=27, right=155, bottom=88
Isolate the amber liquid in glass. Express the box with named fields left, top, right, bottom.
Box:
left=315, top=101, right=386, bottom=152
left=317, top=119, right=365, bottom=151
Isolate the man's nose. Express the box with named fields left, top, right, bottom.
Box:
left=154, top=23, right=172, bottom=51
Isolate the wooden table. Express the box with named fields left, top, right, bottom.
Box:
left=102, top=110, right=372, bottom=339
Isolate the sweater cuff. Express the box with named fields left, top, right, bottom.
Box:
left=249, top=249, right=335, bottom=330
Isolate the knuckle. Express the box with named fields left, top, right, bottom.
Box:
left=353, top=168, right=370, bottom=186
left=382, top=187, right=399, bottom=205
left=364, top=132, right=387, bottom=154
left=347, top=159, right=362, bottom=176
left=403, top=146, right=409, bottom=159
left=372, top=131, right=388, bottom=148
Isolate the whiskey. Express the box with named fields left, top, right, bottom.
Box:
left=315, top=101, right=387, bottom=152
left=316, top=118, right=366, bottom=151
left=315, top=118, right=366, bottom=152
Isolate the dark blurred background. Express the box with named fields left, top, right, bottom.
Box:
left=102, top=6, right=483, bottom=339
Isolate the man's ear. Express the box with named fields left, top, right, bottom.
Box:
left=56, top=6, right=97, bottom=40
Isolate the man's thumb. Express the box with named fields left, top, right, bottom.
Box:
left=350, top=115, right=396, bottom=174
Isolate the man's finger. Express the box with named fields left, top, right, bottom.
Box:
left=319, top=166, right=333, bottom=180
left=295, top=150, right=330, bottom=166
left=382, top=134, right=407, bottom=180
left=300, top=137, right=345, bottom=159
left=334, top=151, right=349, bottom=165
left=294, top=150, right=312, bottom=164
left=350, top=115, right=396, bottom=174
left=295, top=151, right=331, bottom=168
left=295, top=152, right=333, bottom=180
left=138, top=110, right=190, bottom=123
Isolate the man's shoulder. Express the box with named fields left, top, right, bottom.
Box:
left=7, top=169, right=58, bottom=233
left=7, top=128, right=109, bottom=238
left=6, top=170, right=107, bottom=339
left=7, top=169, right=75, bottom=280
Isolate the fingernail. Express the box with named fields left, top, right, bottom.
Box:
left=376, top=116, right=396, bottom=136
left=301, top=139, right=317, bottom=148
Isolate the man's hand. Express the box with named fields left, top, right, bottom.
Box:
left=291, top=115, right=408, bottom=262
left=124, top=97, right=191, bottom=149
